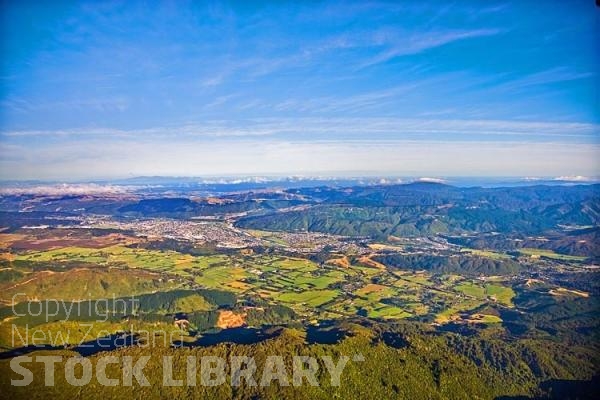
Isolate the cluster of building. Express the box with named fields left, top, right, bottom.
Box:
left=77, top=215, right=372, bottom=254
left=80, top=216, right=261, bottom=248
left=264, top=230, right=370, bottom=255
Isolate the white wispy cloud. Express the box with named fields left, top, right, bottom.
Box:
left=1, top=96, right=131, bottom=113
left=203, top=93, right=241, bottom=109
left=289, top=84, right=422, bottom=113
left=0, top=183, right=135, bottom=195
left=2, top=118, right=597, bottom=141
left=357, top=28, right=502, bottom=68
left=415, top=177, right=447, bottom=184
left=493, top=67, right=594, bottom=93
left=553, top=175, right=594, bottom=182
left=297, top=26, right=503, bottom=71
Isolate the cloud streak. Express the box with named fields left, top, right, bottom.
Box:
left=493, top=67, right=594, bottom=93
left=2, top=118, right=598, bottom=142
left=358, top=28, right=503, bottom=68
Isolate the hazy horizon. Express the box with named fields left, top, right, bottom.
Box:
left=1, top=174, right=598, bottom=188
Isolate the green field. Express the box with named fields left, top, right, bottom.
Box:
left=7, top=243, right=520, bottom=323
left=367, top=305, right=411, bottom=319
left=455, top=281, right=515, bottom=307
left=518, top=248, right=587, bottom=262
left=275, top=289, right=339, bottom=307
left=461, top=248, right=512, bottom=260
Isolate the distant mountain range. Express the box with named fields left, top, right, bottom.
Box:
left=1, top=175, right=598, bottom=196
left=234, top=182, right=600, bottom=240
left=1, top=182, right=598, bottom=255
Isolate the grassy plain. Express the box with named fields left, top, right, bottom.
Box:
left=4, top=242, right=519, bottom=324
left=518, top=248, right=586, bottom=262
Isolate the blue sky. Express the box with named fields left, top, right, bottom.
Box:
left=0, top=0, right=598, bottom=180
